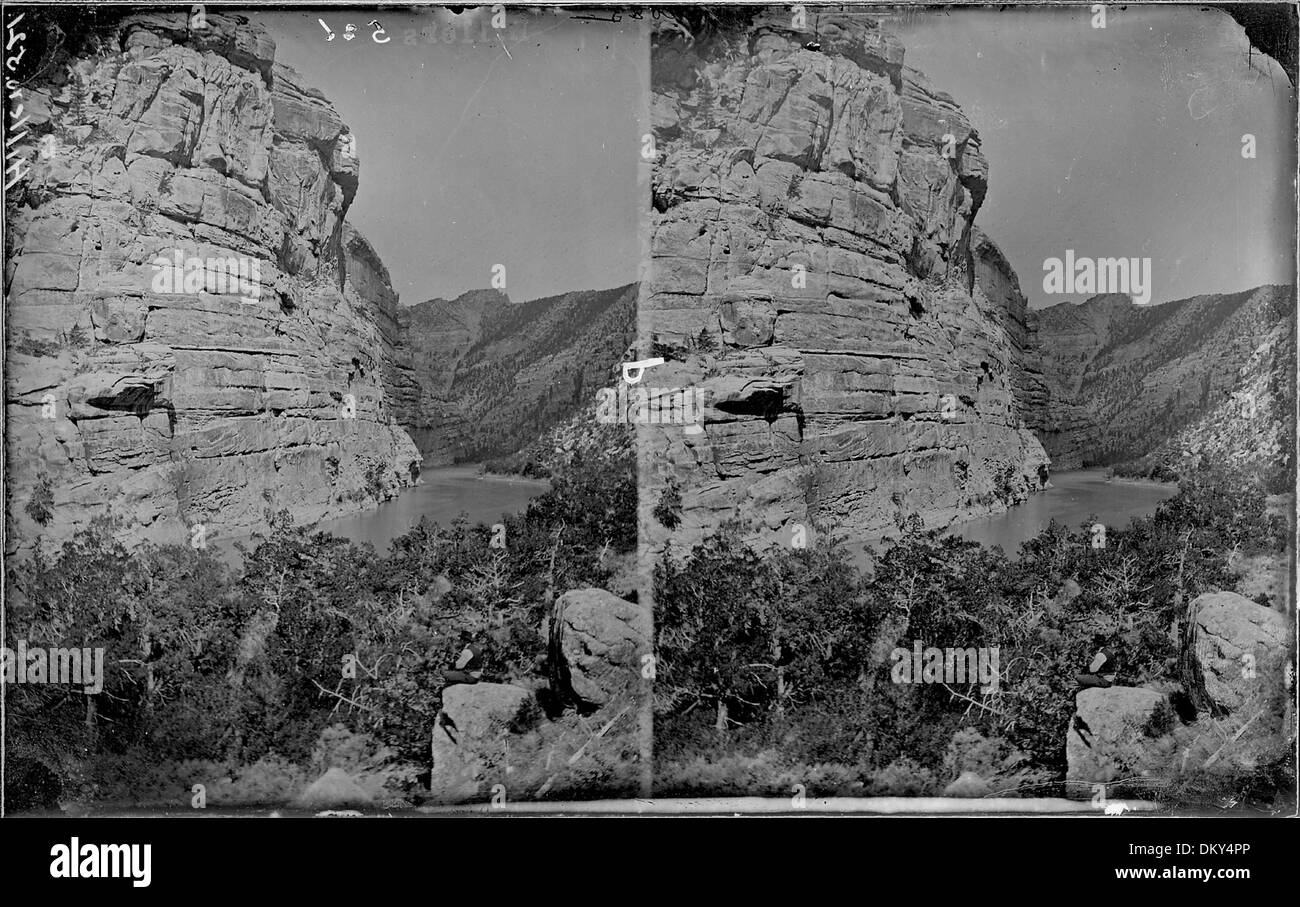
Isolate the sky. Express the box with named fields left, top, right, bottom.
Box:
left=887, top=4, right=1296, bottom=308
left=258, top=7, right=646, bottom=305
left=251, top=6, right=1294, bottom=311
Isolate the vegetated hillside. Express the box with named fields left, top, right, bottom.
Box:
left=1035, top=284, right=1295, bottom=480
left=399, top=284, right=636, bottom=465
left=1118, top=312, right=1296, bottom=489
left=395, top=289, right=511, bottom=462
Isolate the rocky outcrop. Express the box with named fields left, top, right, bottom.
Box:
left=1067, top=591, right=1293, bottom=788
left=1035, top=285, right=1295, bottom=473
left=429, top=682, right=536, bottom=802
left=974, top=232, right=1051, bottom=438
left=1066, top=686, right=1177, bottom=785
left=1191, top=591, right=1291, bottom=714
left=423, top=585, right=650, bottom=803
left=394, top=284, right=637, bottom=466
left=5, top=12, right=420, bottom=554
left=556, top=588, right=650, bottom=708
left=643, top=9, right=1049, bottom=551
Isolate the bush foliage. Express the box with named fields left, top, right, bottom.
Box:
left=654, top=463, right=1290, bottom=800
left=7, top=447, right=1289, bottom=808
left=5, top=440, right=636, bottom=805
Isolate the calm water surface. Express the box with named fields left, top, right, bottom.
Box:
left=216, top=468, right=1172, bottom=564
left=216, top=466, right=548, bottom=561
left=315, top=466, right=549, bottom=553
left=947, top=469, right=1177, bottom=555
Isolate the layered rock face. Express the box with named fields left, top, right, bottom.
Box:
left=643, top=10, right=1049, bottom=549
left=1035, top=285, right=1295, bottom=472
left=4, top=13, right=419, bottom=554
left=396, top=284, right=636, bottom=466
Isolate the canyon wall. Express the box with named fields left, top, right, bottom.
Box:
left=396, top=284, right=636, bottom=466
left=4, top=12, right=420, bottom=555
left=396, top=289, right=508, bottom=464
left=1035, top=285, right=1296, bottom=475
left=642, top=9, right=1050, bottom=551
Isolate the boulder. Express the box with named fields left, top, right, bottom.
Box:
left=1066, top=686, right=1178, bottom=786
left=1192, top=591, right=1291, bottom=713
left=295, top=767, right=372, bottom=810
left=557, top=588, right=650, bottom=707
left=429, top=683, right=535, bottom=803
left=1062, top=593, right=1291, bottom=787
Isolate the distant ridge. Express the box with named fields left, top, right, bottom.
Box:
left=396, top=283, right=637, bottom=465
left=1034, top=284, right=1295, bottom=484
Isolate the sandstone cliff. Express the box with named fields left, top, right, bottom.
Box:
left=4, top=12, right=420, bottom=554
left=1035, top=284, right=1295, bottom=477
left=643, top=9, right=1049, bottom=550
left=397, top=284, right=636, bottom=466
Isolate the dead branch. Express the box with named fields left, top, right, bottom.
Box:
left=311, top=678, right=373, bottom=713
left=940, top=682, right=1011, bottom=719
left=1203, top=710, right=1265, bottom=768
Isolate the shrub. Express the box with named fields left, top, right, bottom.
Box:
left=653, top=463, right=1285, bottom=795
left=864, top=757, right=938, bottom=796
left=942, top=728, right=1005, bottom=781
left=5, top=431, right=637, bottom=806
left=25, top=474, right=55, bottom=525
left=13, top=334, right=61, bottom=357
left=653, top=481, right=683, bottom=529
left=363, top=460, right=386, bottom=500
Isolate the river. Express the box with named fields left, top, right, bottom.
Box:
left=215, top=467, right=1174, bottom=564
left=315, top=465, right=550, bottom=552
left=946, top=469, right=1178, bottom=555
left=215, top=466, right=549, bottom=561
